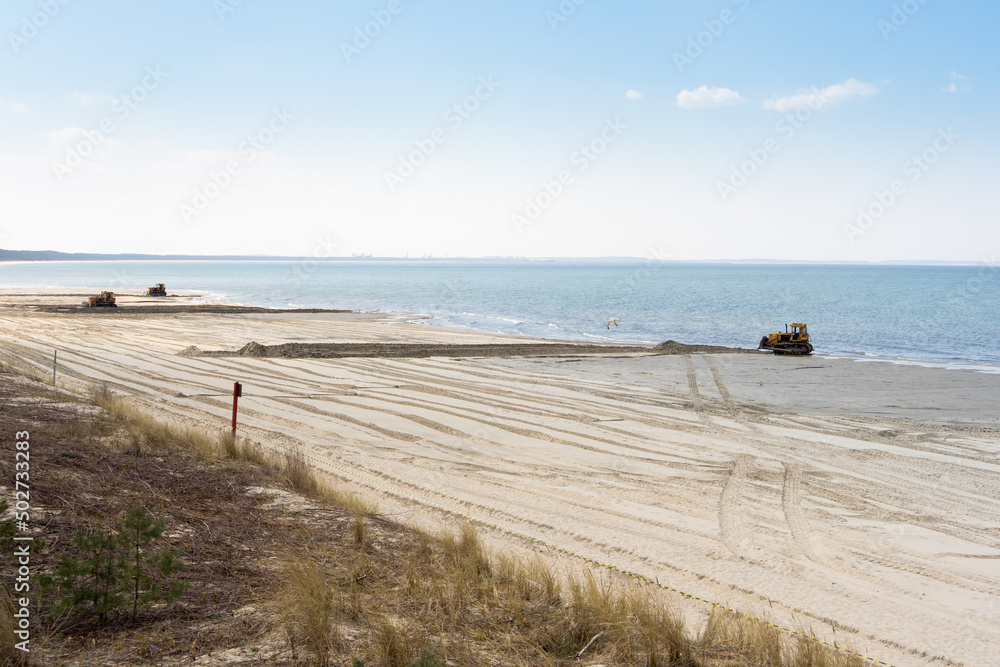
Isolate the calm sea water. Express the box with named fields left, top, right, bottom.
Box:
left=3, top=260, right=998, bottom=369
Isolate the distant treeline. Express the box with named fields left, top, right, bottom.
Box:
left=0, top=248, right=289, bottom=261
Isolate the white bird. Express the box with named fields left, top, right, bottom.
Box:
left=607, top=318, right=620, bottom=329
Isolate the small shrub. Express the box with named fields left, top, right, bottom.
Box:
left=40, top=505, right=185, bottom=626
left=118, top=505, right=186, bottom=619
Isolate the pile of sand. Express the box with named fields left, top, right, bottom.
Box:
left=238, top=342, right=268, bottom=357
left=188, top=341, right=649, bottom=359
left=653, top=340, right=758, bottom=355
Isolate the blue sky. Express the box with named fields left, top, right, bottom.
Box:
left=0, top=0, right=996, bottom=260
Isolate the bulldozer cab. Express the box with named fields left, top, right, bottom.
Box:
left=790, top=323, right=808, bottom=340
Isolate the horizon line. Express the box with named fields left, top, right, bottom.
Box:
left=0, top=248, right=989, bottom=267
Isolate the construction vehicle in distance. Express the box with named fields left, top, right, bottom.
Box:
left=758, top=323, right=813, bottom=356
left=86, top=291, right=117, bottom=308
left=147, top=283, right=167, bottom=296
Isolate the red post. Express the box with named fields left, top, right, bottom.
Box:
left=231, top=382, right=242, bottom=437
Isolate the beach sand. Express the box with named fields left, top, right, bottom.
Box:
left=2, top=296, right=998, bottom=666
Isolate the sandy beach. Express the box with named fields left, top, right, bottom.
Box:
left=2, top=295, right=998, bottom=666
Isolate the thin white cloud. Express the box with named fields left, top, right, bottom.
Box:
left=625, top=89, right=643, bottom=101
left=761, top=78, right=880, bottom=112
left=66, top=92, right=114, bottom=107
left=0, top=99, right=27, bottom=113
left=675, top=86, right=746, bottom=109
left=942, top=71, right=971, bottom=94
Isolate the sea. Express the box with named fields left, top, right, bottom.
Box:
left=2, top=259, right=998, bottom=372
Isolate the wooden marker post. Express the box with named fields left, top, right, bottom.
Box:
left=53, top=350, right=57, bottom=386
left=231, top=382, right=242, bottom=437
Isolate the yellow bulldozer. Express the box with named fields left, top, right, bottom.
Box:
left=86, top=291, right=117, bottom=308
left=758, top=323, right=813, bottom=356
left=147, top=283, right=167, bottom=296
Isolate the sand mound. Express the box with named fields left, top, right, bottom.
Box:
left=177, top=345, right=203, bottom=357
left=653, top=340, right=757, bottom=354
left=238, top=342, right=268, bottom=357
left=194, top=342, right=648, bottom=359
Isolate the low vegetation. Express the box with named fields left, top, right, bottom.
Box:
left=0, top=362, right=868, bottom=665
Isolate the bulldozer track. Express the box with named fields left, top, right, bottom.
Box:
left=781, top=462, right=826, bottom=564
left=719, top=455, right=755, bottom=558
left=684, top=355, right=713, bottom=425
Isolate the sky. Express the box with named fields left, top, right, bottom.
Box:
left=0, top=0, right=997, bottom=261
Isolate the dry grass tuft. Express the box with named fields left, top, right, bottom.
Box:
left=283, top=448, right=319, bottom=496
left=700, top=609, right=866, bottom=667
left=278, top=555, right=342, bottom=667
left=353, top=513, right=373, bottom=550
left=322, top=485, right=379, bottom=516
left=373, top=617, right=426, bottom=667
left=440, top=522, right=491, bottom=584
left=702, top=607, right=784, bottom=665
left=785, top=631, right=866, bottom=667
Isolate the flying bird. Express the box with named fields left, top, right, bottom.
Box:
left=607, top=318, right=620, bottom=329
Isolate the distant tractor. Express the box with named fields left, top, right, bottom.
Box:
left=758, top=323, right=813, bottom=356
left=87, top=291, right=117, bottom=308
left=147, top=283, right=167, bottom=296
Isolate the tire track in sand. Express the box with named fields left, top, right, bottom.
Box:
left=781, top=462, right=827, bottom=564
left=704, top=356, right=764, bottom=435
left=684, top=356, right=713, bottom=425
left=719, top=455, right=754, bottom=557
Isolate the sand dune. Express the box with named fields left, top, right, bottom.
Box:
left=2, top=304, right=998, bottom=666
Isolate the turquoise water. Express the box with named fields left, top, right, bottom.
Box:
left=2, top=260, right=998, bottom=368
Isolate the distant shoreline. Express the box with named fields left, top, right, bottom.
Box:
left=0, top=252, right=987, bottom=266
